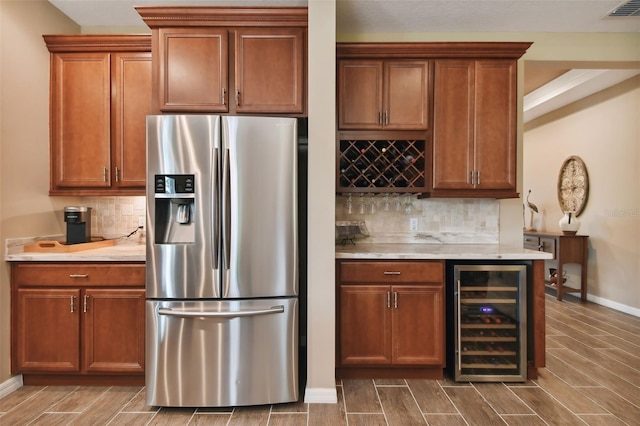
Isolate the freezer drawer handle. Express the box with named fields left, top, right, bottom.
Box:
left=158, top=305, right=285, bottom=319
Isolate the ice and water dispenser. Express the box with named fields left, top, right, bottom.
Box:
left=153, top=174, right=196, bottom=244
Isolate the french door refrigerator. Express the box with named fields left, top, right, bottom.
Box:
left=145, top=115, right=298, bottom=407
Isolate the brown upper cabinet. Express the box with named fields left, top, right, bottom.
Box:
left=336, top=42, right=531, bottom=198
left=432, top=59, right=519, bottom=198
left=137, top=7, right=307, bottom=115
left=338, top=60, right=430, bottom=130
left=44, top=35, right=151, bottom=196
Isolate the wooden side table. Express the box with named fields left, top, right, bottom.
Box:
left=524, top=231, right=589, bottom=301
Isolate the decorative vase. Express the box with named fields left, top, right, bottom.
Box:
left=559, top=211, right=580, bottom=235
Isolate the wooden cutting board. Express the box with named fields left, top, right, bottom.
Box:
left=24, top=239, right=115, bottom=253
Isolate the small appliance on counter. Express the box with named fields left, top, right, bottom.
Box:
left=64, top=206, right=92, bottom=244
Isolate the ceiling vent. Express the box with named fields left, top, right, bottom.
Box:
left=608, top=0, right=640, bottom=16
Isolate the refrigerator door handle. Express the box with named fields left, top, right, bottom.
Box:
left=212, top=147, right=220, bottom=269
left=222, top=147, right=231, bottom=295
left=158, top=305, right=285, bottom=319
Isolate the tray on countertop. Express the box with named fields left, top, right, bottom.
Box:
left=24, top=238, right=116, bottom=253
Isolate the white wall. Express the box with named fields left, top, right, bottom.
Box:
left=0, top=0, right=81, bottom=384
left=305, top=0, right=337, bottom=403
left=524, top=76, right=640, bottom=314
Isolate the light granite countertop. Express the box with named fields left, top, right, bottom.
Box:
left=5, top=235, right=145, bottom=262
left=335, top=243, right=553, bottom=260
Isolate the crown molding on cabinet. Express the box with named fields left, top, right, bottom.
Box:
left=136, top=6, right=308, bottom=28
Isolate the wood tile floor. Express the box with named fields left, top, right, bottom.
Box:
left=2, top=293, right=640, bottom=425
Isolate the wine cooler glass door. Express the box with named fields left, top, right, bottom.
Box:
left=454, top=264, right=527, bottom=382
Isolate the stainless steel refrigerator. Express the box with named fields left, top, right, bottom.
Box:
left=145, top=115, right=298, bottom=407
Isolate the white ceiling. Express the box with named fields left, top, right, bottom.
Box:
left=48, top=0, right=640, bottom=122
left=48, top=0, right=640, bottom=33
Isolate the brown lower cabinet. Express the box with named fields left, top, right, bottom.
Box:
left=11, top=262, right=145, bottom=385
left=336, top=260, right=445, bottom=379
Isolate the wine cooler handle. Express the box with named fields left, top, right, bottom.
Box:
left=456, top=279, right=462, bottom=372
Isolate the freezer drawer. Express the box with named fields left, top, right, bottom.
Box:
left=146, top=298, right=298, bottom=407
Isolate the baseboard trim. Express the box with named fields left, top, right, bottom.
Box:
left=588, top=294, right=640, bottom=317
left=0, top=375, right=23, bottom=399
left=303, top=386, right=337, bottom=404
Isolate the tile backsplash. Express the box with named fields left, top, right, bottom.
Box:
left=336, top=194, right=499, bottom=244
left=82, top=194, right=499, bottom=244
left=84, top=196, right=146, bottom=238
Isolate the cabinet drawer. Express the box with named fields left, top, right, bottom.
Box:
left=539, top=237, right=556, bottom=257
left=523, top=235, right=539, bottom=251
left=340, top=261, right=443, bottom=283
left=13, top=263, right=145, bottom=287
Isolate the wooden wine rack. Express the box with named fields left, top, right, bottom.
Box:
left=337, top=139, right=426, bottom=192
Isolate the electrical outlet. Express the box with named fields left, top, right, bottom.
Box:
left=409, top=218, right=418, bottom=231
left=138, top=215, right=145, bottom=227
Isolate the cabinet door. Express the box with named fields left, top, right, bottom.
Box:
left=16, top=289, right=81, bottom=372
left=51, top=52, right=111, bottom=190
left=234, top=28, right=305, bottom=113
left=392, top=285, right=444, bottom=365
left=112, top=52, right=151, bottom=189
left=339, top=285, right=391, bottom=365
left=432, top=60, right=475, bottom=190
left=338, top=60, right=383, bottom=129
left=158, top=28, right=228, bottom=112
left=384, top=61, right=430, bottom=130
left=474, top=60, right=517, bottom=190
left=82, top=289, right=145, bottom=373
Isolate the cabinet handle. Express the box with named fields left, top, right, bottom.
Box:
left=470, top=171, right=474, bottom=185
left=477, top=170, right=481, bottom=185
left=394, top=291, right=398, bottom=308
left=115, top=167, right=120, bottom=182
left=378, top=111, right=382, bottom=125
left=384, top=111, right=389, bottom=126
left=83, top=295, right=89, bottom=313
left=383, top=271, right=401, bottom=275
left=69, top=274, right=89, bottom=278
left=103, top=167, right=108, bottom=182
left=222, top=88, right=226, bottom=105
left=70, top=296, right=76, bottom=313
left=386, top=291, right=391, bottom=308
left=235, top=90, right=240, bottom=106
left=538, top=244, right=544, bottom=250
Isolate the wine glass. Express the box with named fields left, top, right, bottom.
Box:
left=358, top=193, right=366, bottom=215
left=392, top=193, right=402, bottom=211
left=382, top=193, right=391, bottom=211
left=344, top=194, right=353, bottom=215
left=368, top=193, right=377, bottom=215
left=404, top=194, right=414, bottom=215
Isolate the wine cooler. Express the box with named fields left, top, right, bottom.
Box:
left=447, top=262, right=527, bottom=382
